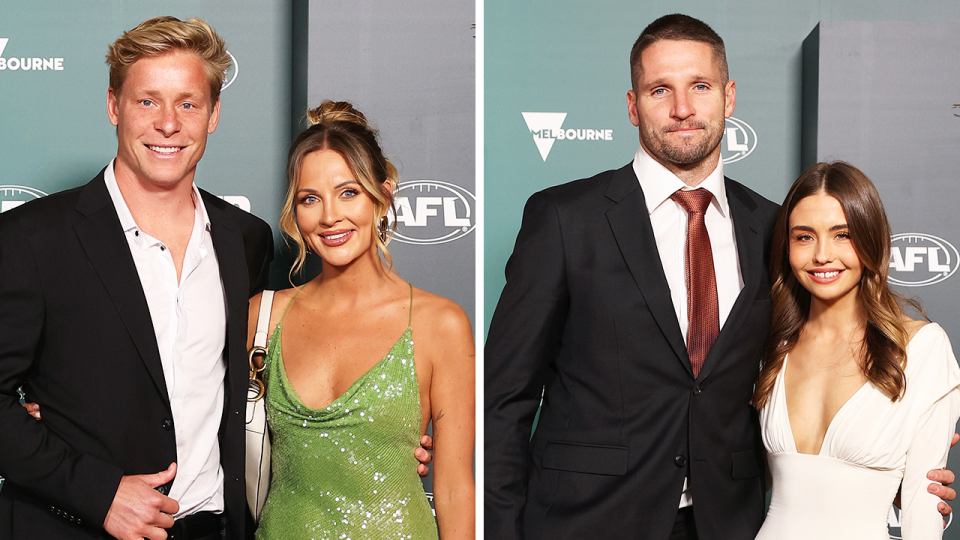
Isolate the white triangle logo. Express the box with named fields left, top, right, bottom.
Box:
left=888, top=506, right=901, bottom=527
left=522, top=112, right=567, bottom=161
left=0, top=39, right=8, bottom=58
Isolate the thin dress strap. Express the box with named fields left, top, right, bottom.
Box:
left=408, top=283, right=413, bottom=327
left=277, top=284, right=306, bottom=330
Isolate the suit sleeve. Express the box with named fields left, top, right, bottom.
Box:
left=484, top=190, right=569, bottom=540
left=0, top=212, right=124, bottom=528
left=245, top=219, right=274, bottom=296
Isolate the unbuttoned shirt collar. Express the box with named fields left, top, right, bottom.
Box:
left=102, top=158, right=226, bottom=518
left=632, top=144, right=729, bottom=217
left=104, top=159, right=212, bottom=245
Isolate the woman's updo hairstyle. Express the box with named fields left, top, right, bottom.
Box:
left=280, top=100, right=399, bottom=280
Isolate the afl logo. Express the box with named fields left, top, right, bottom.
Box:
left=221, top=51, right=239, bottom=90
left=391, top=180, right=475, bottom=245
left=0, top=185, right=47, bottom=213
left=721, top=117, right=757, bottom=164
left=888, top=234, right=959, bottom=287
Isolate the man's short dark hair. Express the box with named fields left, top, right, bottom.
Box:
left=630, top=13, right=728, bottom=91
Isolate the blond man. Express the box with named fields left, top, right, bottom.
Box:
left=0, top=17, right=273, bottom=540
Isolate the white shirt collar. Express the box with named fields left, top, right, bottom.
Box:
left=103, top=158, right=212, bottom=236
left=631, top=144, right=729, bottom=217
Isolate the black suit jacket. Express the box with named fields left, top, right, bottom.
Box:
left=0, top=170, right=273, bottom=539
left=485, top=163, right=779, bottom=540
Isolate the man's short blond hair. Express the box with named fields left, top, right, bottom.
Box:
left=106, top=16, right=230, bottom=102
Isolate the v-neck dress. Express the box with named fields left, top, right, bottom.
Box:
left=756, top=323, right=960, bottom=539
left=255, top=286, right=438, bottom=540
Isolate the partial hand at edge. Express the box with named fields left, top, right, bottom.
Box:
left=103, top=462, right=179, bottom=540
left=416, top=434, right=434, bottom=477
left=927, top=432, right=960, bottom=526
left=928, top=465, right=956, bottom=522
left=21, top=401, right=40, bottom=420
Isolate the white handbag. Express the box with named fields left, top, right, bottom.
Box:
left=246, top=290, right=274, bottom=521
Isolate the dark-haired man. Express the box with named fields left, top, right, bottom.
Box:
left=485, top=13, right=955, bottom=540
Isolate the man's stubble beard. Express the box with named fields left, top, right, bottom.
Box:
left=641, top=116, right=725, bottom=168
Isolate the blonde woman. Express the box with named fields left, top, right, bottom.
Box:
left=248, top=101, right=475, bottom=539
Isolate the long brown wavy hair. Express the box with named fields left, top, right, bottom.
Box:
left=752, top=162, right=918, bottom=408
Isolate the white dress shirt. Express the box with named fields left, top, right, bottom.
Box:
left=104, top=160, right=227, bottom=518
left=632, top=145, right=743, bottom=509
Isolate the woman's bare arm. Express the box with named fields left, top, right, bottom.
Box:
left=421, top=298, right=476, bottom=539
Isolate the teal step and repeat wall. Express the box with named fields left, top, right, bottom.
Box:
left=0, top=0, right=293, bottom=500
left=0, top=0, right=293, bottom=280
left=484, top=1, right=960, bottom=538
left=0, top=0, right=474, bottom=515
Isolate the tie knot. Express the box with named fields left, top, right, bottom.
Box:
left=670, top=188, right=713, bottom=215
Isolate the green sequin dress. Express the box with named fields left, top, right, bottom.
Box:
left=255, top=286, right=439, bottom=540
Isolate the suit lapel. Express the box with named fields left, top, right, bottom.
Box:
left=696, top=178, right=763, bottom=381
left=72, top=172, right=169, bottom=404
left=201, top=192, right=249, bottom=421
left=203, top=192, right=247, bottom=323
left=605, top=164, right=691, bottom=376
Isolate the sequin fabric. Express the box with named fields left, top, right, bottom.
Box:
left=255, top=294, right=438, bottom=539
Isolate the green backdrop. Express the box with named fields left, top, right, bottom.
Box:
left=484, top=2, right=960, bottom=538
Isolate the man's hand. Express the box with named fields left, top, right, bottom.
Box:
left=103, top=462, right=179, bottom=540
left=416, top=434, right=434, bottom=477
left=928, top=467, right=955, bottom=518
left=21, top=401, right=40, bottom=420
left=929, top=432, right=960, bottom=525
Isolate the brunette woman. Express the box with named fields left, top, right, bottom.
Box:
left=753, top=162, right=960, bottom=539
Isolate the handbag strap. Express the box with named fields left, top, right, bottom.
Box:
left=254, top=290, right=275, bottom=350
left=248, top=290, right=275, bottom=400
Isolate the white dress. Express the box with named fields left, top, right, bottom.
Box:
left=756, top=323, right=960, bottom=540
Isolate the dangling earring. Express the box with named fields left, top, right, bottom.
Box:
left=378, top=216, right=389, bottom=244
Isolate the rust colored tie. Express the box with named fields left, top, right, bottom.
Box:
left=670, top=189, right=719, bottom=378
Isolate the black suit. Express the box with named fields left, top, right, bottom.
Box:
left=485, top=163, right=779, bottom=540
left=0, top=170, right=273, bottom=539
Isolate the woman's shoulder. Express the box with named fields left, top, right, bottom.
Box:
left=411, top=286, right=472, bottom=334
left=903, top=319, right=952, bottom=350
left=409, top=286, right=474, bottom=363
left=903, top=320, right=956, bottom=376
left=904, top=318, right=932, bottom=341
left=409, top=286, right=474, bottom=380
left=248, top=286, right=304, bottom=339
left=249, top=287, right=300, bottom=314
left=902, top=320, right=960, bottom=410
left=272, top=286, right=301, bottom=304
